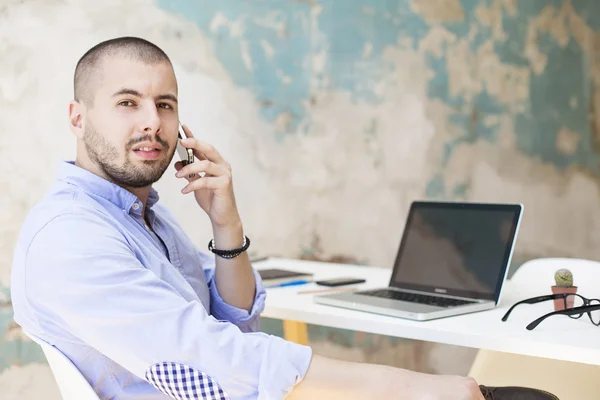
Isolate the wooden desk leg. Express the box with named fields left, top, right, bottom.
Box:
left=283, top=320, right=309, bottom=346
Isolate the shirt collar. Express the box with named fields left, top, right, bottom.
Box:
left=57, top=161, right=160, bottom=213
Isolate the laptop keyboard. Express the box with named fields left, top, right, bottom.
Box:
left=357, top=289, right=476, bottom=308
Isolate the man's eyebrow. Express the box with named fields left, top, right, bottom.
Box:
left=112, top=88, right=142, bottom=98
left=111, top=88, right=178, bottom=103
left=156, top=94, right=178, bottom=103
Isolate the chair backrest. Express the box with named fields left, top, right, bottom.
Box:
left=511, top=257, right=600, bottom=296
left=25, top=332, right=101, bottom=400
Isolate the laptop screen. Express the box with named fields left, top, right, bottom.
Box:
left=390, top=202, right=522, bottom=301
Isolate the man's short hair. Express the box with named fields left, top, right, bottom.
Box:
left=74, top=36, right=172, bottom=106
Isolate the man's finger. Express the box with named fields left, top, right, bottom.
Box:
left=176, top=160, right=228, bottom=179
left=180, top=137, right=225, bottom=165
left=180, top=125, right=210, bottom=161
left=181, top=176, right=230, bottom=194
left=181, top=124, right=195, bottom=139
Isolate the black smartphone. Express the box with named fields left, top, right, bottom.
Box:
left=315, top=278, right=366, bottom=287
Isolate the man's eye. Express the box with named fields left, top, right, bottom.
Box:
left=157, top=103, right=172, bottom=109
left=119, top=101, right=135, bottom=107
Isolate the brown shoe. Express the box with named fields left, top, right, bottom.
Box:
left=480, top=385, right=560, bottom=400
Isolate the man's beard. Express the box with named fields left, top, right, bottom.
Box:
left=83, top=122, right=173, bottom=189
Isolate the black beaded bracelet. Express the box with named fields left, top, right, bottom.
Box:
left=208, top=235, right=250, bottom=259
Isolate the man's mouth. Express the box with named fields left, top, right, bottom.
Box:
left=132, top=147, right=162, bottom=160
left=134, top=146, right=160, bottom=152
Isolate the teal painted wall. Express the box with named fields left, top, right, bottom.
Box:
left=158, top=0, right=600, bottom=193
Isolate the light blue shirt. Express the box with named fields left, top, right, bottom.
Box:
left=11, top=161, right=312, bottom=400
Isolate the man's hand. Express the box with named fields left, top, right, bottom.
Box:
left=174, top=124, right=240, bottom=229
left=420, top=373, right=485, bottom=400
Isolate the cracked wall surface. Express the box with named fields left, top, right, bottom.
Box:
left=2, top=0, right=600, bottom=398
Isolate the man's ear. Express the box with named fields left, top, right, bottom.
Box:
left=68, top=101, right=85, bottom=139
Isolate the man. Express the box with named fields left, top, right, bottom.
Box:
left=10, top=37, right=554, bottom=400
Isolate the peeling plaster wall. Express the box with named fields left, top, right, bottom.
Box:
left=2, top=0, right=600, bottom=398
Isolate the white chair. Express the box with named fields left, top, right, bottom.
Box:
left=25, top=332, right=100, bottom=400
left=468, top=258, right=600, bottom=400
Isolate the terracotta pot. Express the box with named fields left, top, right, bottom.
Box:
left=551, top=286, right=578, bottom=311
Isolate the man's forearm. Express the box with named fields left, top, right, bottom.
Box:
left=212, top=220, right=256, bottom=312
left=286, top=354, right=394, bottom=400
left=287, top=354, right=484, bottom=400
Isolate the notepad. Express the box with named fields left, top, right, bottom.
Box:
left=258, top=268, right=313, bottom=286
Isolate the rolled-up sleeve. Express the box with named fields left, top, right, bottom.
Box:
left=23, top=212, right=312, bottom=400
left=198, top=251, right=266, bottom=333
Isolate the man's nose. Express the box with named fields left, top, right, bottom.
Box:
left=139, top=103, right=161, bottom=134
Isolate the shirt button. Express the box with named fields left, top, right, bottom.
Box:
left=132, top=202, right=140, bottom=211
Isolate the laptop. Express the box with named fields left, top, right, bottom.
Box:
left=314, top=201, right=523, bottom=321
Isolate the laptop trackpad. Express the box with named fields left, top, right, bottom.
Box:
left=345, top=292, right=443, bottom=313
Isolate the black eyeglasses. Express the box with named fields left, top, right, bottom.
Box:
left=502, top=293, right=600, bottom=330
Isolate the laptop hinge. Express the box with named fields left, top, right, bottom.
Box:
left=388, top=287, right=488, bottom=303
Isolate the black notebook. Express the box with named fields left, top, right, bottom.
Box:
left=258, top=268, right=313, bottom=285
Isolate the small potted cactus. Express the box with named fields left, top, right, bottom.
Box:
left=551, top=268, right=577, bottom=311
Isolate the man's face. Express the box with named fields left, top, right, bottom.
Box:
left=82, top=55, right=179, bottom=188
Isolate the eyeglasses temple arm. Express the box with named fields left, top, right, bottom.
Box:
left=501, top=294, right=558, bottom=322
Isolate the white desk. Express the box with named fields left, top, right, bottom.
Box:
left=255, top=258, right=600, bottom=366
